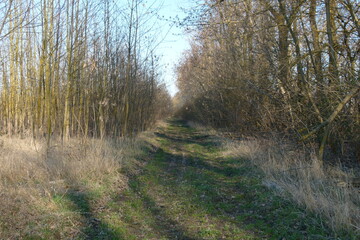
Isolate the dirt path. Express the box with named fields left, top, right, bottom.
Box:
left=112, top=120, right=335, bottom=240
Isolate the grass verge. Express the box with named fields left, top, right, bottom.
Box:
left=0, top=135, right=145, bottom=239
left=195, top=123, right=360, bottom=238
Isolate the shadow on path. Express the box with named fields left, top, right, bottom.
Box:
left=66, top=189, right=124, bottom=240
left=144, top=119, right=336, bottom=239
left=127, top=174, right=197, bottom=240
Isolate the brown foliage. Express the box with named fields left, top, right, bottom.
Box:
left=176, top=0, right=360, bottom=163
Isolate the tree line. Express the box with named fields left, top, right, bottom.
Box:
left=0, top=0, right=171, bottom=142
left=176, top=0, right=359, bottom=161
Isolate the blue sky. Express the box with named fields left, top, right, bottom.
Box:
left=119, top=0, right=195, bottom=97
left=154, top=0, right=194, bottom=97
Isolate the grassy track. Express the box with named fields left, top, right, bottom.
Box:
left=104, top=120, right=339, bottom=240
left=22, top=119, right=352, bottom=239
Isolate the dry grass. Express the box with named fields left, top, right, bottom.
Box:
left=1, top=122, right=359, bottom=238
left=222, top=136, right=360, bottom=235
left=0, top=135, right=144, bottom=238
left=186, top=122, right=360, bottom=235
left=187, top=120, right=217, bottom=135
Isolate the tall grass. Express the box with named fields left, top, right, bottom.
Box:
left=0, top=135, right=145, bottom=238
left=187, top=121, right=360, bottom=235
left=222, top=136, right=360, bottom=235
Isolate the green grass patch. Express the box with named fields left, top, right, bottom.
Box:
left=121, top=119, right=341, bottom=239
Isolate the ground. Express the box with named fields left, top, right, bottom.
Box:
left=17, top=119, right=352, bottom=239
left=72, top=119, right=340, bottom=240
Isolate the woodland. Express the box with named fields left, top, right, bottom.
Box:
left=0, top=0, right=359, bottom=239
left=0, top=0, right=358, bottom=162
left=176, top=0, right=359, bottom=163
left=0, top=0, right=171, bottom=142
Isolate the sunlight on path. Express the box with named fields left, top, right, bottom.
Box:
left=115, top=120, right=335, bottom=239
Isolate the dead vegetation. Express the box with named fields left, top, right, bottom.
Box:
left=185, top=121, right=360, bottom=236
left=175, top=0, right=360, bottom=163
left=0, top=135, right=144, bottom=238
left=221, top=134, right=360, bottom=235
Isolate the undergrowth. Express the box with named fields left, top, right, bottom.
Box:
left=189, top=122, right=360, bottom=237
left=0, top=135, right=146, bottom=239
